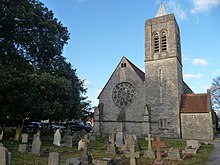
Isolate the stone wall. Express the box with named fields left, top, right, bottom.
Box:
left=181, top=112, right=214, bottom=140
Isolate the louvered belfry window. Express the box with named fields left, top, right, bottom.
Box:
left=154, top=33, right=159, bottom=52
left=161, top=31, right=167, bottom=51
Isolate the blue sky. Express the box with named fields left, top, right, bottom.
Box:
left=40, top=0, right=220, bottom=106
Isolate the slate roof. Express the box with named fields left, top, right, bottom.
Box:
left=180, top=94, right=209, bottom=113
left=125, top=57, right=145, bottom=82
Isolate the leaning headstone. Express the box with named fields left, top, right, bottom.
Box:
left=66, top=158, right=81, bottom=165
left=154, top=137, right=165, bottom=165
left=0, top=131, right=4, bottom=140
left=167, top=147, right=181, bottom=160
left=18, top=144, right=27, bottom=153
left=144, top=134, right=155, bottom=159
left=125, top=145, right=140, bottom=165
left=53, top=129, right=61, bottom=147
left=93, top=158, right=115, bottom=165
left=80, top=134, right=92, bottom=164
left=48, top=152, right=60, bottom=165
left=78, top=139, right=84, bottom=150
left=31, top=134, right=41, bottom=155
left=22, top=133, right=28, bottom=143
left=0, top=146, right=9, bottom=165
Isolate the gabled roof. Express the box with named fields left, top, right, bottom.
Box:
left=180, top=94, right=209, bottom=113
left=156, top=3, right=167, bottom=17
left=125, top=57, right=145, bottom=82
left=97, top=56, right=145, bottom=99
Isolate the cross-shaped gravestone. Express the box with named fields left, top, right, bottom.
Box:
left=154, top=137, right=164, bottom=165
left=81, top=134, right=91, bottom=163
left=145, top=134, right=154, bottom=151
left=125, top=145, right=140, bottom=165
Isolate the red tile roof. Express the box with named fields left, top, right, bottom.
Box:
left=180, top=94, right=209, bottom=113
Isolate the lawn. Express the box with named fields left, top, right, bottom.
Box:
left=1, top=135, right=213, bottom=165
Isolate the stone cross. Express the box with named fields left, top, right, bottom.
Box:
left=125, top=145, right=140, bottom=165
left=154, top=137, right=164, bottom=165
left=145, top=134, right=154, bottom=151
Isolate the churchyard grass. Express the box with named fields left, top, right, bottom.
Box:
left=2, top=135, right=213, bottom=165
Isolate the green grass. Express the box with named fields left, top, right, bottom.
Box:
left=2, top=135, right=213, bottom=165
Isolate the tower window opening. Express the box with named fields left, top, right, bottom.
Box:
left=154, top=33, right=159, bottom=52
left=161, top=31, right=167, bottom=51
left=121, top=63, right=126, bottom=68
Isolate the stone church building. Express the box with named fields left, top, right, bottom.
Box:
left=93, top=4, right=214, bottom=140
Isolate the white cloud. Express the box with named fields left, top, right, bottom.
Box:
left=84, top=79, right=92, bottom=87
left=192, top=58, right=209, bottom=66
left=184, top=73, right=204, bottom=79
left=166, top=0, right=187, bottom=21
left=191, top=0, right=220, bottom=13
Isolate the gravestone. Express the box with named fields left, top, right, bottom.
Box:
left=185, top=140, right=201, bottom=154
left=93, top=158, right=115, bottom=165
left=48, top=152, right=60, bottom=165
left=22, top=133, right=28, bottom=143
left=115, top=132, right=124, bottom=147
left=186, top=140, right=201, bottom=149
left=107, top=128, right=117, bottom=154
left=66, top=158, right=81, bottom=165
left=80, top=134, right=92, bottom=164
left=18, top=144, right=27, bottom=153
left=78, top=139, right=84, bottom=150
left=154, top=137, right=165, bottom=165
left=167, top=147, right=181, bottom=160
left=0, top=146, right=9, bottom=165
left=31, top=134, right=41, bottom=155
left=125, top=145, right=140, bottom=165
left=124, top=134, right=137, bottom=152
left=0, top=131, right=3, bottom=140
left=143, top=134, right=155, bottom=158
left=53, top=129, right=61, bottom=146
left=63, top=132, right=72, bottom=148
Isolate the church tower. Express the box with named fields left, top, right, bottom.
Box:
left=145, top=4, right=183, bottom=137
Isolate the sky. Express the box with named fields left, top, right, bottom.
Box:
left=40, top=0, right=220, bottom=107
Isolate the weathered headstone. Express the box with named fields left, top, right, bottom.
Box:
left=22, top=133, right=28, bottom=143
left=18, top=144, right=27, bottom=153
left=185, top=140, right=200, bottom=154
left=107, top=128, right=117, bottom=154
left=115, top=132, right=124, bottom=147
left=154, top=137, right=165, bottom=165
left=66, top=158, right=81, bottom=165
left=0, top=146, right=9, bottom=165
left=48, top=152, right=60, bottom=165
left=124, top=134, right=137, bottom=152
left=144, top=134, right=155, bottom=158
left=125, top=145, right=140, bottom=165
left=186, top=140, right=201, bottom=149
left=93, top=158, right=115, bottom=165
left=78, top=139, right=84, bottom=150
left=31, top=134, right=41, bottom=155
left=167, top=147, right=181, bottom=160
left=63, top=132, right=72, bottom=148
left=53, top=129, right=61, bottom=147
left=80, top=134, right=92, bottom=164
left=0, top=131, right=3, bottom=140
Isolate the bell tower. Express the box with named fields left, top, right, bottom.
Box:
left=145, top=4, right=183, bottom=137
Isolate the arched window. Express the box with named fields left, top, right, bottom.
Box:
left=161, top=31, right=167, bottom=51
left=154, top=33, right=159, bottom=52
